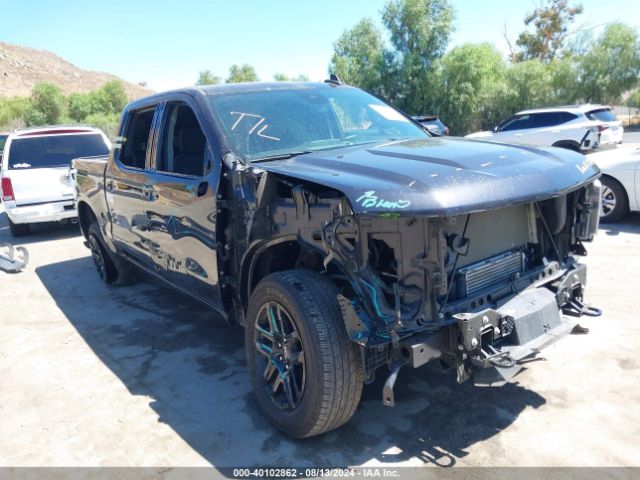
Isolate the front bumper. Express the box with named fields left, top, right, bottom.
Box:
left=5, top=200, right=77, bottom=225
left=385, top=265, right=592, bottom=405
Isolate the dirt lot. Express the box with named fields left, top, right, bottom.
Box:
left=1, top=203, right=639, bottom=470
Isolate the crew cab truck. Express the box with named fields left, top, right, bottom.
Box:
left=74, top=81, right=602, bottom=438
left=1, top=125, right=111, bottom=236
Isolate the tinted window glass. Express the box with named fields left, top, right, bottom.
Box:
left=208, top=86, right=426, bottom=161
left=157, top=104, right=206, bottom=177
left=0, top=134, right=8, bottom=151
left=500, top=115, right=532, bottom=131
left=119, top=108, right=155, bottom=169
left=8, top=133, right=109, bottom=169
left=530, top=112, right=578, bottom=128
left=558, top=112, right=578, bottom=123
left=586, top=108, right=616, bottom=122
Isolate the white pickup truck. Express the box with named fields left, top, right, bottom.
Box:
left=0, top=125, right=111, bottom=236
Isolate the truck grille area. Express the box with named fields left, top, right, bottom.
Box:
left=455, top=250, right=525, bottom=299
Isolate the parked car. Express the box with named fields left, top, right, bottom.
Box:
left=1, top=125, right=111, bottom=236
left=74, top=82, right=601, bottom=438
left=588, top=143, right=640, bottom=222
left=412, top=115, right=449, bottom=135
left=466, top=105, right=623, bottom=152
left=0, top=132, right=8, bottom=166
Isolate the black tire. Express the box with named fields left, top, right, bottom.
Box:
left=87, top=222, right=136, bottom=285
left=8, top=218, right=30, bottom=237
left=600, top=176, right=629, bottom=223
left=552, top=141, right=582, bottom=153
left=245, top=270, right=363, bottom=438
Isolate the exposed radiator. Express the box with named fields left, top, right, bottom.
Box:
left=454, top=250, right=525, bottom=299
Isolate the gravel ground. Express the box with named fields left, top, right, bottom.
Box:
left=1, top=206, right=639, bottom=471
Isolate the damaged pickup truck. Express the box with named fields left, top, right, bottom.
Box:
left=73, top=81, right=602, bottom=438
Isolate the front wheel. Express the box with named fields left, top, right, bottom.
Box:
left=600, top=176, right=629, bottom=223
left=245, top=270, right=363, bottom=438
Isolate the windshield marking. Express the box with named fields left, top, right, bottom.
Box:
left=230, top=111, right=280, bottom=141
left=356, top=191, right=411, bottom=209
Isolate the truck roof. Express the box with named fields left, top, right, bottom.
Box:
left=126, top=82, right=350, bottom=110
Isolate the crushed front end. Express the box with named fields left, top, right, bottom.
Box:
left=326, top=180, right=603, bottom=404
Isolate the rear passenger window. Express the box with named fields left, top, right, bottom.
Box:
left=119, top=108, right=155, bottom=169
left=530, top=112, right=577, bottom=128
left=157, top=103, right=206, bottom=177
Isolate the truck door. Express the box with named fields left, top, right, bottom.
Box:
left=106, top=106, right=159, bottom=269
left=144, top=100, right=222, bottom=308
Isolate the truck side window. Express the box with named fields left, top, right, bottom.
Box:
left=120, top=108, right=155, bottom=169
left=157, top=103, right=206, bottom=177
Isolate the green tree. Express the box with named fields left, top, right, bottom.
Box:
left=84, top=112, right=120, bottom=139
left=381, top=0, right=454, bottom=113
left=68, top=93, right=93, bottom=122
left=329, top=18, right=385, bottom=92
left=92, top=81, right=128, bottom=115
left=196, top=70, right=221, bottom=85
left=226, top=64, right=259, bottom=83
left=577, top=23, right=640, bottom=103
left=437, top=43, right=506, bottom=134
left=0, top=97, right=31, bottom=128
left=547, top=56, right=580, bottom=104
left=515, top=0, right=583, bottom=63
left=27, top=83, right=65, bottom=125
left=626, top=89, right=640, bottom=108
left=273, top=73, right=309, bottom=82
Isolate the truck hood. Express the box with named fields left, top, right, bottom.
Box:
left=255, top=137, right=600, bottom=216
left=465, top=131, right=494, bottom=138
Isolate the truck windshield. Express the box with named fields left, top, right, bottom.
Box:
left=207, top=86, right=427, bottom=161
left=8, top=133, right=110, bottom=169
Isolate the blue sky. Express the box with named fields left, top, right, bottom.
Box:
left=2, top=0, right=639, bottom=92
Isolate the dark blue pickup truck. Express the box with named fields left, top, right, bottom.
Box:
left=73, top=81, right=602, bottom=438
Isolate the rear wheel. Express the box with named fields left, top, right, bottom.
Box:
left=600, top=176, right=629, bottom=223
left=87, top=222, right=136, bottom=285
left=8, top=218, right=30, bottom=237
left=552, top=141, right=582, bottom=153
left=245, top=270, right=363, bottom=438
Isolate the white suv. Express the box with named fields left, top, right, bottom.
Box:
left=466, top=105, right=623, bottom=152
left=1, top=125, right=111, bottom=236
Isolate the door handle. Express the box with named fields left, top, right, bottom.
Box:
left=143, top=186, right=157, bottom=201
left=197, top=181, right=208, bottom=197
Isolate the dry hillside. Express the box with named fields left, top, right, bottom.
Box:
left=0, top=42, right=152, bottom=99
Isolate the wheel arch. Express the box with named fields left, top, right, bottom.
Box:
left=239, top=236, right=330, bottom=314
left=77, top=200, right=98, bottom=240
left=552, top=140, right=582, bottom=152
left=601, top=173, right=630, bottom=206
